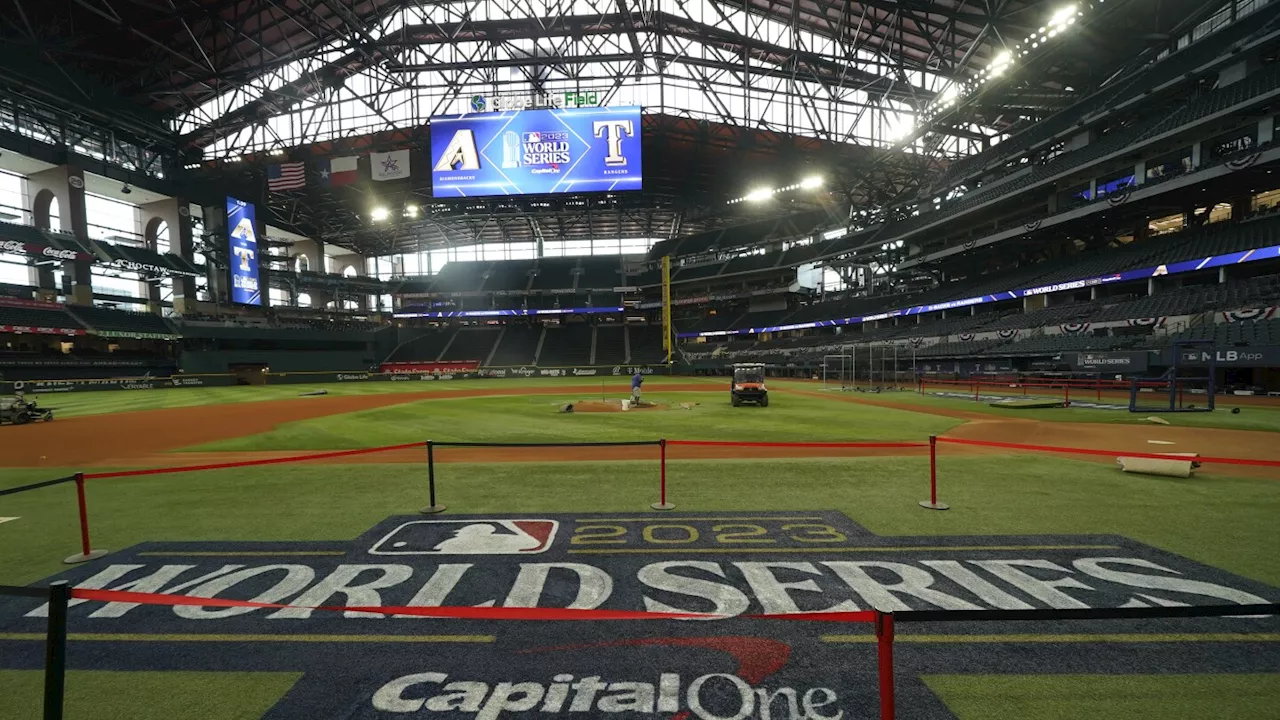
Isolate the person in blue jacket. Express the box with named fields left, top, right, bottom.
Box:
left=631, top=371, right=644, bottom=404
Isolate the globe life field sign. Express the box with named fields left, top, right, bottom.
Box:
left=430, top=106, right=642, bottom=197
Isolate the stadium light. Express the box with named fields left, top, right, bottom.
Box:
left=404, top=204, right=419, bottom=218
left=371, top=207, right=390, bottom=221
left=744, top=188, right=774, bottom=202
left=800, top=175, right=823, bottom=190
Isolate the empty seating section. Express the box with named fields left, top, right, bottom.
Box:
left=531, top=259, right=578, bottom=291
left=432, top=262, right=489, bottom=293
left=538, top=324, right=593, bottom=365
left=594, top=325, right=626, bottom=365
left=440, top=328, right=501, bottom=361
left=577, top=258, right=622, bottom=289
left=70, top=305, right=174, bottom=335
left=1159, top=318, right=1280, bottom=345
left=673, top=261, right=728, bottom=282
left=386, top=330, right=455, bottom=362
left=0, top=303, right=83, bottom=330
left=628, top=325, right=668, bottom=363
left=483, top=261, right=531, bottom=292
left=488, top=325, right=542, bottom=365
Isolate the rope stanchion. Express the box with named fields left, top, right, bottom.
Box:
left=63, top=473, right=107, bottom=565
left=421, top=440, right=446, bottom=515
left=935, top=436, right=1280, bottom=468
left=875, top=611, right=895, bottom=720
left=43, top=582, right=68, bottom=720
left=919, top=435, right=949, bottom=510
left=651, top=438, right=674, bottom=511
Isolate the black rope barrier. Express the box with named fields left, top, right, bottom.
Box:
left=0, top=476, right=76, bottom=498
left=895, top=603, right=1280, bottom=623
left=0, top=584, right=54, bottom=599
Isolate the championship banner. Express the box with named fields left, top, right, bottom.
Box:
left=430, top=107, right=642, bottom=197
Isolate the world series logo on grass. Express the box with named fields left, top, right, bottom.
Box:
left=4, top=511, right=1277, bottom=720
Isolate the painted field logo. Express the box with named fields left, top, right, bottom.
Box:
left=4, top=511, right=1278, bottom=720
left=370, top=519, right=559, bottom=555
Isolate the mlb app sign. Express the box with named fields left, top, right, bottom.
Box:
left=226, top=196, right=261, bottom=306
left=430, top=106, right=642, bottom=197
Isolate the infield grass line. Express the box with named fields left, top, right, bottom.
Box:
left=567, top=544, right=1123, bottom=554
left=0, top=632, right=496, bottom=643
left=822, top=633, right=1280, bottom=644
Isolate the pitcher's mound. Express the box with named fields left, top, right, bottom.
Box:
left=564, top=399, right=667, bottom=413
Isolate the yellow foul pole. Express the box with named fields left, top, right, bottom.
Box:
left=661, top=255, right=672, bottom=365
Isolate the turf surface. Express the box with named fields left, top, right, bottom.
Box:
left=186, top=390, right=961, bottom=451
left=3, top=379, right=1277, bottom=720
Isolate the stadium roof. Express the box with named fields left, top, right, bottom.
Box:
left=0, top=0, right=1228, bottom=254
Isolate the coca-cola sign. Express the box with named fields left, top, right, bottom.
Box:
left=42, top=247, right=78, bottom=260
left=0, top=240, right=23, bottom=254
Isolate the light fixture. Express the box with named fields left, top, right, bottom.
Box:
left=121, top=184, right=132, bottom=195
left=404, top=204, right=419, bottom=218
left=800, top=175, right=823, bottom=190
left=371, top=207, right=390, bottom=221
left=744, top=188, right=774, bottom=202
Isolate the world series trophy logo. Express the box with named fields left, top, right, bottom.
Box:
left=502, top=131, right=521, bottom=169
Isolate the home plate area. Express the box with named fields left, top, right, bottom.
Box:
left=3, top=511, right=1279, bottom=720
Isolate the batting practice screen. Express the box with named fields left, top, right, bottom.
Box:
left=429, top=106, right=643, bottom=197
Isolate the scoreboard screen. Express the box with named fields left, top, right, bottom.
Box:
left=429, top=106, right=642, bottom=197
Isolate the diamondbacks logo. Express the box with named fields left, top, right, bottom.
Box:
left=370, top=520, right=558, bottom=555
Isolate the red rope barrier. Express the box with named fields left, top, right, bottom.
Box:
left=66, top=587, right=878, bottom=623
left=935, top=436, right=1280, bottom=467
left=667, top=440, right=928, bottom=449
left=82, top=441, right=429, bottom=480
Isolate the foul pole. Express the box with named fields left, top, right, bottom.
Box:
left=662, top=255, right=672, bottom=365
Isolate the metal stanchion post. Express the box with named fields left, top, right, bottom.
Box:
left=919, top=436, right=950, bottom=510
left=63, top=473, right=108, bottom=564
left=420, top=441, right=447, bottom=514
left=875, top=611, right=896, bottom=720
left=44, top=581, right=68, bottom=720
left=651, top=439, right=675, bottom=510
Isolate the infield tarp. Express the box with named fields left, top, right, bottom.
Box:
left=2, top=511, right=1277, bottom=720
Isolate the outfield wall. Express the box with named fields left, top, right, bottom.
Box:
left=0, top=365, right=669, bottom=394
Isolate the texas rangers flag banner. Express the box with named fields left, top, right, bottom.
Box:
left=318, top=156, right=359, bottom=187
left=430, top=106, right=642, bottom=197
left=371, top=150, right=411, bottom=182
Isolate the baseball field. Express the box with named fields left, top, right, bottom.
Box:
left=1, top=375, right=1278, bottom=720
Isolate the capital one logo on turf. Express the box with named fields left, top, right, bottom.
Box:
left=373, top=671, right=841, bottom=719
left=371, top=520, right=558, bottom=555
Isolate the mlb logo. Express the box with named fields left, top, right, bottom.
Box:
left=369, top=519, right=559, bottom=555
left=523, top=132, right=542, bottom=143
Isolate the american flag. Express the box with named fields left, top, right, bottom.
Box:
left=267, top=162, right=306, bottom=192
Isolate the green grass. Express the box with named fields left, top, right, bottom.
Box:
left=776, top=380, right=1280, bottom=432
left=186, top=390, right=961, bottom=451
left=3, top=456, right=1276, bottom=587
left=924, top=674, right=1280, bottom=720
left=0, top=670, right=300, bottom=720
left=28, top=376, right=722, bottom=419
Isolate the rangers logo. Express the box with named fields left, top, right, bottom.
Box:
left=369, top=519, right=559, bottom=555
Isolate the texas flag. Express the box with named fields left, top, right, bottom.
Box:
left=317, top=156, right=359, bottom=187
